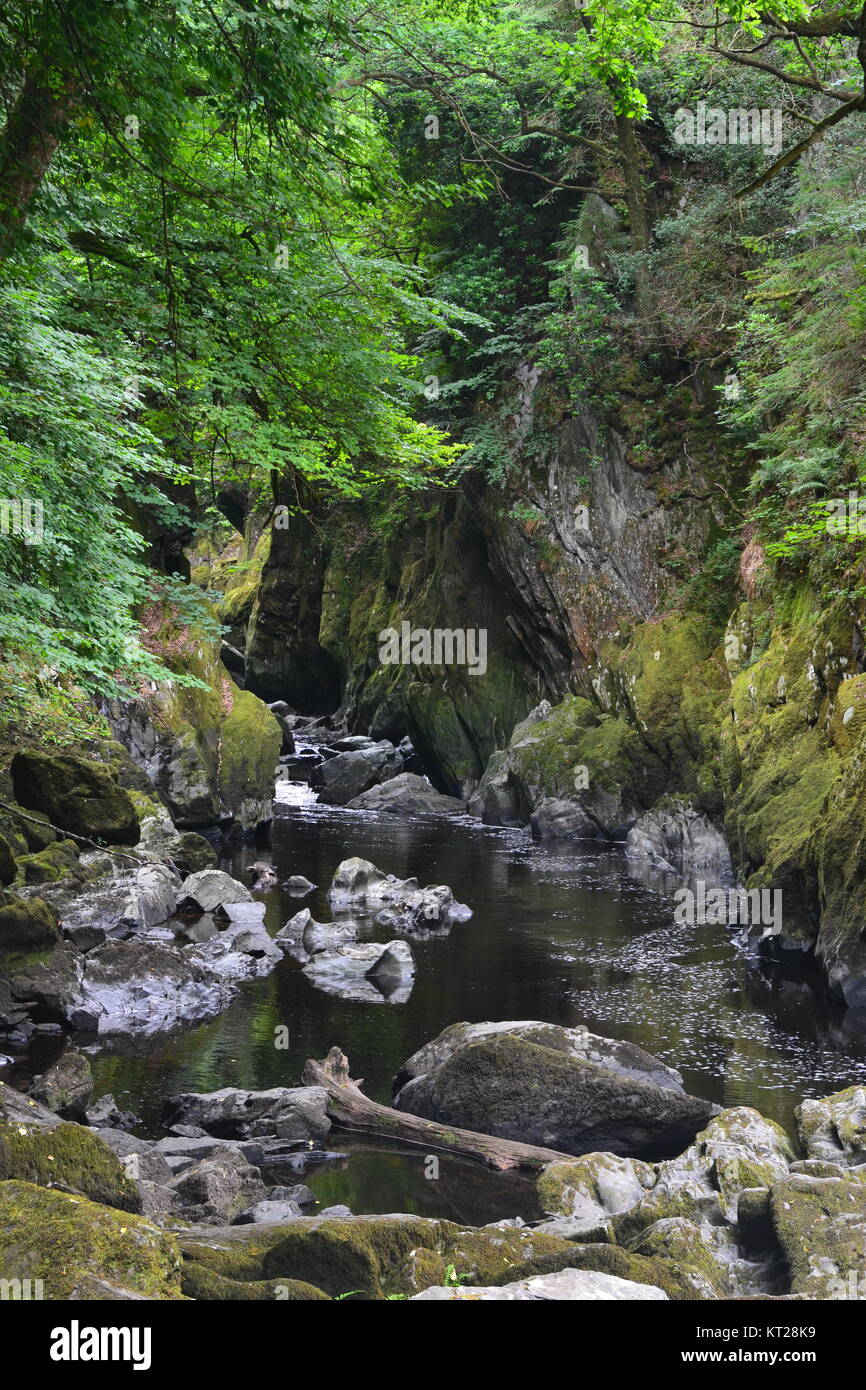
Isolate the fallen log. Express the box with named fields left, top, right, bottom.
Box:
left=302, top=1046, right=574, bottom=1173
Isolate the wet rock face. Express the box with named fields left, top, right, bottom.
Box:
left=11, top=750, right=141, bottom=846
left=393, top=1023, right=716, bottom=1159
left=626, top=797, right=734, bottom=878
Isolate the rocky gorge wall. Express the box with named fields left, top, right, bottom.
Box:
left=206, top=355, right=866, bottom=1012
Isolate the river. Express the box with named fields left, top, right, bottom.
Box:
left=44, top=769, right=862, bottom=1224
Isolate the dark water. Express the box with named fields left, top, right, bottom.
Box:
left=57, top=781, right=866, bottom=1220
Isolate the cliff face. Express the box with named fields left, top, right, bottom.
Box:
left=214, top=352, right=866, bottom=1008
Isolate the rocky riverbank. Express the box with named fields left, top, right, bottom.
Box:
left=2, top=1020, right=863, bottom=1301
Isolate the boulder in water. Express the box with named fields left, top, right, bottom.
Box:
left=393, top=1021, right=716, bottom=1159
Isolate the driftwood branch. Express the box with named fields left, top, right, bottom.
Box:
left=302, top=1047, right=573, bottom=1174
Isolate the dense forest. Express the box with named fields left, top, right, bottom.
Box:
left=1, top=0, right=866, bottom=1328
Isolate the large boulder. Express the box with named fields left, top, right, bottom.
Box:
left=11, top=751, right=140, bottom=846
left=68, top=939, right=236, bottom=1037
left=54, top=863, right=178, bottom=941
left=161, top=1086, right=331, bottom=1141
left=626, top=796, right=734, bottom=878
left=469, top=698, right=656, bottom=840
left=346, top=773, right=465, bottom=818
left=0, top=1181, right=182, bottom=1299
left=394, top=1021, right=685, bottom=1095
left=312, top=742, right=403, bottom=806
left=393, top=1022, right=716, bottom=1159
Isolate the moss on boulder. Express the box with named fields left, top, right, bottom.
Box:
left=11, top=751, right=140, bottom=846
left=0, top=1117, right=140, bottom=1212
left=770, top=1173, right=866, bottom=1297
left=0, top=834, right=16, bottom=886
left=182, top=1261, right=330, bottom=1300
left=15, top=838, right=81, bottom=886
left=218, top=689, right=281, bottom=827
left=0, top=1181, right=181, bottom=1299
left=487, top=1239, right=713, bottom=1301
left=0, top=895, right=59, bottom=954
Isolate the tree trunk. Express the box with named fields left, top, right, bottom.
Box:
left=0, top=69, right=77, bottom=257
left=302, top=1047, right=574, bottom=1173
left=614, top=112, right=651, bottom=253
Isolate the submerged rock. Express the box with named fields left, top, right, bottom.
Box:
left=393, top=1021, right=715, bottom=1158
left=282, top=875, right=316, bottom=896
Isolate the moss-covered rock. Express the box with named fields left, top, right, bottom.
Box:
left=180, top=1214, right=574, bottom=1300
left=181, top=1262, right=330, bottom=1300
left=537, top=1152, right=655, bottom=1223
left=15, top=838, right=81, bottom=886
left=0, top=895, right=59, bottom=954
left=218, top=689, right=281, bottom=827
left=0, top=1181, right=182, bottom=1299
left=0, top=834, right=16, bottom=886
left=629, top=1216, right=731, bottom=1297
left=770, top=1173, right=866, bottom=1297
left=11, top=751, right=140, bottom=846
left=487, top=1239, right=714, bottom=1301
left=795, top=1085, right=866, bottom=1165
left=0, top=1117, right=140, bottom=1211
left=395, top=1032, right=715, bottom=1159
